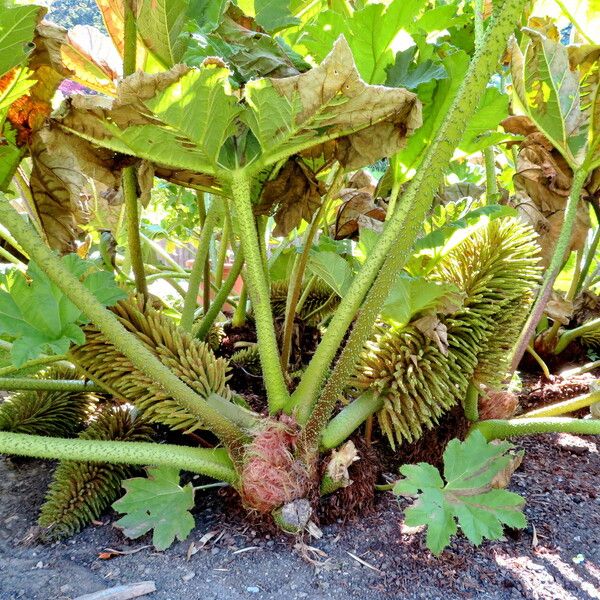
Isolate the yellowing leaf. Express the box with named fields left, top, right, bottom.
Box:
left=61, top=25, right=122, bottom=96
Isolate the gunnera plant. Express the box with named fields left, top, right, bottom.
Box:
left=0, top=366, right=97, bottom=437
left=270, top=280, right=341, bottom=325
left=353, top=218, right=541, bottom=448
left=38, top=405, right=153, bottom=539
left=70, top=295, right=233, bottom=433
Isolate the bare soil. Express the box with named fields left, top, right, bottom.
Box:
left=1, top=429, right=599, bottom=600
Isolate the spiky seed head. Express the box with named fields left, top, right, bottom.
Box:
left=38, top=405, right=153, bottom=540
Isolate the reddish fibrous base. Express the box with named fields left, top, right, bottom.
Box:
left=240, top=415, right=310, bottom=513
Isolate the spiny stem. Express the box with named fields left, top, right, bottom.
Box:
left=0, top=354, right=70, bottom=378
left=229, top=171, right=289, bottom=411
left=194, top=248, right=244, bottom=341
left=0, top=200, right=246, bottom=456
left=0, top=378, right=103, bottom=392
left=121, top=6, right=147, bottom=296
left=0, top=432, right=238, bottom=486
left=123, top=167, right=148, bottom=296
left=294, top=0, right=529, bottom=441
left=281, top=167, right=343, bottom=374
left=511, top=166, right=588, bottom=369
left=520, top=390, right=600, bottom=418
left=472, top=417, right=600, bottom=440
left=214, top=212, right=231, bottom=285
left=180, top=198, right=219, bottom=332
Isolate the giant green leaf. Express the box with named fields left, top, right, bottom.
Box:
left=398, top=47, right=469, bottom=172
left=113, top=466, right=195, bottom=551
left=57, top=37, right=421, bottom=175
left=303, top=0, right=428, bottom=84
left=243, top=36, right=422, bottom=169
left=394, top=432, right=526, bottom=555
left=0, top=2, right=40, bottom=78
left=136, top=0, right=190, bottom=68
left=0, top=254, right=125, bottom=366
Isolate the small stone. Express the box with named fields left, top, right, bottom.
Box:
left=59, top=585, right=72, bottom=594
left=246, top=586, right=260, bottom=594
left=34, top=561, right=43, bottom=569
left=182, top=571, right=196, bottom=582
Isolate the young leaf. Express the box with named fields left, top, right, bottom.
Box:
left=0, top=254, right=125, bottom=366
left=113, top=466, right=195, bottom=551
left=385, top=46, right=448, bottom=90
left=307, top=251, right=354, bottom=297
left=394, top=432, right=527, bottom=555
left=136, top=0, right=190, bottom=68
left=381, top=274, right=463, bottom=328
left=0, top=2, right=40, bottom=78
left=303, top=0, right=428, bottom=84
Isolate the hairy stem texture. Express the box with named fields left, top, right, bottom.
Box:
left=295, top=0, right=528, bottom=450
left=229, top=172, right=289, bottom=411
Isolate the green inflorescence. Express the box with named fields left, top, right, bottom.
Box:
left=70, top=295, right=233, bottom=433
left=0, top=366, right=97, bottom=437
left=353, top=218, right=541, bottom=449
left=270, top=280, right=341, bottom=325
left=38, top=405, right=153, bottom=540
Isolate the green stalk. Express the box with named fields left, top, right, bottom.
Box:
left=576, top=202, right=600, bottom=294
left=561, top=359, right=600, bottom=378
left=293, top=0, right=528, bottom=437
left=280, top=168, right=343, bottom=373
left=195, top=248, right=244, bottom=341
left=320, top=392, right=383, bottom=450
left=0, top=244, right=23, bottom=267
left=123, top=166, right=147, bottom=296
left=214, top=213, right=231, bottom=285
left=229, top=171, right=289, bottom=411
left=472, top=417, right=600, bottom=440
left=520, top=390, right=600, bottom=418
left=232, top=282, right=248, bottom=327
left=180, top=199, right=219, bottom=332
left=121, top=8, right=147, bottom=297
left=511, top=167, right=588, bottom=369
left=0, top=378, right=103, bottom=392
left=526, top=344, right=551, bottom=379
left=0, top=354, right=69, bottom=377
left=464, top=382, right=480, bottom=422
left=197, top=191, right=212, bottom=315
left=554, top=316, right=600, bottom=354
left=140, top=233, right=186, bottom=273
left=0, top=432, right=238, bottom=486
left=0, top=200, right=246, bottom=455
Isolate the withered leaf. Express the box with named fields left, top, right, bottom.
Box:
left=503, top=116, right=594, bottom=267
left=333, top=188, right=386, bottom=240
left=61, top=25, right=122, bottom=95
left=257, top=160, right=325, bottom=237
left=413, top=314, right=449, bottom=355
left=28, top=130, right=90, bottom=253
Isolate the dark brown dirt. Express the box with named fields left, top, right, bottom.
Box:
left=1, top=430, right=599, bottom=600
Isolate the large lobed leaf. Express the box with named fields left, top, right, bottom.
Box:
left=55, top=36, right=421, bottom=175
left=394, top=432, right=526, bottom=555
left=0, top=2, right=40, bottom=78
left=113, top=466, right=195, bottom=551
left=510, top=24, right=600, bottom=168
left=0, top=254, right=125, bottom=366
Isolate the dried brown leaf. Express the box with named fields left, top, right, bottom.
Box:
left=257, top=160, right=325, bottom=237
left=333, top=188, right=386, bottom=240
left=28, top=130, right=90, bottom=253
